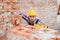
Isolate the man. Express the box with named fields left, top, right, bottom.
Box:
left=20, top=9, right=48, bottom=28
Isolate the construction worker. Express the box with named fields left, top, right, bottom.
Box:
left=19, top=9, right=48, bottom=28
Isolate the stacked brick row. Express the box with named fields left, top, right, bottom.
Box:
left=6, top=26, right=60, bottom=40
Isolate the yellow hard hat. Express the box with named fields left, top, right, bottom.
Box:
left=28, top=9, right=36, bottom=16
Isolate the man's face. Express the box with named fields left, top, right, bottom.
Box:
left=29, top=16, right=36, bottom=22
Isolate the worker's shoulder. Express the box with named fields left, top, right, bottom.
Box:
left=35, top=18, right=41, bottom=21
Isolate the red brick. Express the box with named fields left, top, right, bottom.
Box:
left=12, top=0, right=19, bottom=4
left=12, top=18, right=16, bottom=25
left=7, top=2, right=11, bottom=5
left=21, top=1, right=30, bottom=4
left=0, top=35, right=3, bottom=39
left=32, top=2, right=37, bottom=7
left=0, top=9, right=7, bottom=13
left=39, top=2, right=45, bottom=7
left=0, top=26, right=3, bottom=30
left=57, top=36, right=60, bottom=40
left=3, top=5, right=11, bottom=9
left=0, top=0, right=3, bottom=3
left=12, top=6, right=20, bottom=10
left=12, top=0, right=18, bottom=2
left=34, top=37, right=39, bottom=40
left=57, top=38, right=60, bottom=40
left=0, top=17, right=4, bottom=24
left=3, top=0, right=11, bottom=2
left=49, top=38, right=56, bottom=40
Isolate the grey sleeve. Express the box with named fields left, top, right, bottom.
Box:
left=37, top=20, right=44, bottom=25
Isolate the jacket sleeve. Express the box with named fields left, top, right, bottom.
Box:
left=37, top=19, right=48, bottom=28
left=20, top=13, right=29, bottom=22
left=37, top=19, right=44, bottom=25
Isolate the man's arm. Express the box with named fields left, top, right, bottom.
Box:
left=19, top=13, right=29, bottom=21
left=37, top=19, right=48, bottom=28
left=37, top=19, right=44, bottom=25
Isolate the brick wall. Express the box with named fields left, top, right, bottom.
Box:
left=0, top=0, right=58, bottom=28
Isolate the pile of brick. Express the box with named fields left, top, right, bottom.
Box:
left=6, top=26, right=60, bottom=40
